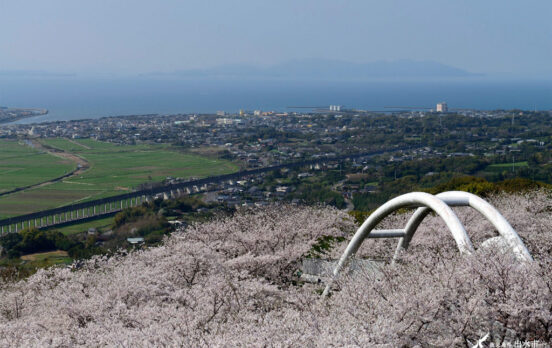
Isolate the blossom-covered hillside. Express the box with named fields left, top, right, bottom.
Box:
left=1, top=192, right=551, bottom=347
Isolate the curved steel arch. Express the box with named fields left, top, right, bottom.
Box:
left=322, top=192, right=473, bottom=296
left=322, top=191, right=532, bottom=297
left=395, top=191, right=532, bottom=262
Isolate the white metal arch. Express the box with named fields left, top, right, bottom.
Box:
left=322, top=191, right=532, bottom=297
left=322, top=192, right=473, bottom=296
left=395, top=191, right=532, bottom=262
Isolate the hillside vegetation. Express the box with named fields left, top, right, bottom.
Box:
left=0, top=192, right=551, bottom=346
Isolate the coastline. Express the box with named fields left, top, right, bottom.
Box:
left=0, top=107, right=48, bottom=124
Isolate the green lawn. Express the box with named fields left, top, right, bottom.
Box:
left=0, top=139, right=75, bottom=193
left=0, top=138, right=238, bottom=218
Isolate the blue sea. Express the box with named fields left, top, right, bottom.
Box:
left=0, top=77, right=550, bottom=124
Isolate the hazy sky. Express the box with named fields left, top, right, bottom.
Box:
left=1, top=0, right=551, bottom=76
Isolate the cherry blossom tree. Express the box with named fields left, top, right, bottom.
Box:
left=0, top=193, right=550, bottom=347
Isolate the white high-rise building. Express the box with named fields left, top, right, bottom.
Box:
left=436, top=102, right=448, bottom=112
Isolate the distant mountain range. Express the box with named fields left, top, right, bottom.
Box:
left=0, top=70, right=75, bottom=77
left=0, top=60, right=478, bottom=80
left=146, top=59, right=478, bottom=79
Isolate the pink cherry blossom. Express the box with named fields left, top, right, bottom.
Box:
left=0, top=194, right=550, bottom=347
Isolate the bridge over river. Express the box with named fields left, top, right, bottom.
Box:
left=0, top=149, right=396, bottom=234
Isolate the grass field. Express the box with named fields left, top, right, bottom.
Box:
left=0, top=139, right=75, bottom=193
left=56, top=216, right=114, bottom=236
left=0, top=249, right=73, bottom=280
left=17, top=250, right=73, bottom=272
left=20, top=250, right=70, bottom=262
left=486, top=161, right=529, bottom=172
left=0, top=138, right=238, bottom=218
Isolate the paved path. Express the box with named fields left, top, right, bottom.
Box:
left=332, top=179, right=354, bottom=212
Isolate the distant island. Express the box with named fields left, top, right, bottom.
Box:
left=144, top=59, right=479, bottom=80
left=0, top=107, right=48, bottom=124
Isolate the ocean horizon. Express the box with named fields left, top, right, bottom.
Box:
left=1, top=76, right=551, bottom=124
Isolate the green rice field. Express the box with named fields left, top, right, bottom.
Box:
left=0, top=138, right=238, bottom=218
left=0, top=139, right=75, bottom=193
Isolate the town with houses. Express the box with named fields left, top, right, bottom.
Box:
left=1, top=107, right=551, bottom=211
